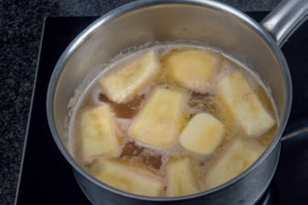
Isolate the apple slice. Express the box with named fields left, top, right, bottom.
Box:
left=99, top=50, right=160, bottom=103
left=164, top=49, right=223, bottom=92
left=87, top=159, right=163, bottom=197
left=129, top=86, right=187, bottom=148
left=179, top=113, right=224, bottom=155
left=166, top=157, right=200, bottom=197
left=80, top=104, right=120, bottom=161
left=205, top=138, right=266, bottom=189
left=217, top=71, right=275, bottom=137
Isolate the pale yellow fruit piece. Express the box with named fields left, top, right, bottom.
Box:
left=165, top=49, right=222, bottom=92
left=217, top=72, right=275, bottom=137
left=205, top=138, right=266, bottom=189
left=166, top=157, right=200, bottom=197
left=80, top=105, right=119, bottom=161
left=129, top=87, right=187, bottom=148
left=179, top=113, right=224, bottom=155
left=99, top=50, right=160, bottom=103
left=87, top=159, right=163, bottom=197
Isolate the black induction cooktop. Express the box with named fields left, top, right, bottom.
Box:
left=15, top=13, right=308, bottom=205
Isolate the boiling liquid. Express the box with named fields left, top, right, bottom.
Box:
left=69, top=42, right=278, bottom=195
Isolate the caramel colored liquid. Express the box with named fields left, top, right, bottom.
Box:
left=69, top=43, right=278, bottom=196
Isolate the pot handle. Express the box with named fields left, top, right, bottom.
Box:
left=261, top=0, right=308, bottom=47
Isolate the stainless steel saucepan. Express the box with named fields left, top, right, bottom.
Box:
left=47, top=0, right=308, bottom=204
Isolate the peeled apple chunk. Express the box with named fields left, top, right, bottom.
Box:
left=217, top=71, right=275, bottom=137
left=166, top=157, right=200, bottom=197
left=87, top=159, right=163, bottom=197
left=205, top=138, right=266, bottom=189
left=179, top=113, right=224, bottom=155
left=80, top=104, right=119, bottom=161
left=164, top=49, right=222, bottom=92
left=129, top=86, right=187, bottom=148
left=99, top=50, right=160, bottom=103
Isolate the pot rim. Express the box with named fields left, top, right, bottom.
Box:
left=46, top=0, right=292, bottom=201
